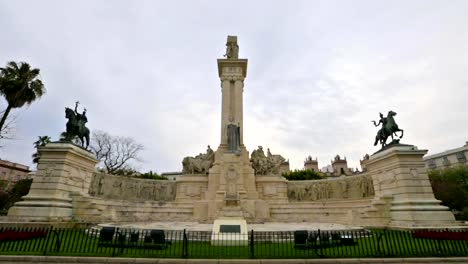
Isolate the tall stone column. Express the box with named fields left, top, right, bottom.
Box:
left=8, top=142, right=98, bottom=221
left=195, top=36, right=267, bottom=223
left=218, top=60, right=247, bottom=149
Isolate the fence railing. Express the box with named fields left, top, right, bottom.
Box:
left=0, top=227, right=467, bottom=259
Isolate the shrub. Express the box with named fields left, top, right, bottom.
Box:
left=428, top=166, right=468, bottom=221
left=282, top=169, right=324, bottom=181
left=0, top=179, right=33, bottom=215
left=136, top=171, right=167, bottom=180
left=0, top=190, right=9, bottom=213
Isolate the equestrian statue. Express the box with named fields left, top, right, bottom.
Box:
left=63, top=101, right=90, bottom=148
left=372, top=110, right=404, bottom=148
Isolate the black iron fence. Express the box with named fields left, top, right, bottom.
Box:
left=0, top=226, right=467, bottom=259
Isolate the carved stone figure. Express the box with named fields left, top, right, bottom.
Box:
left=227, top=124, right=240, bottom=152
left=373, top=111, right=404, bottom=148
left=182, top=145, right=215, bottom=174
left=250, top=146, right=286, bottom=175
left=226, top=166, right=239, bottom=198
left=63, top=101, right=90, bottom=148
left=340, top=181, right=348, bottom=199
left=223, top=35, right=239, bottom=59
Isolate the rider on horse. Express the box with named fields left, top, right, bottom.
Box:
left=372, top=113, right=387, bottom=144
left=373, top=111, right=404, bottom=148
left=75, top=101, right=87, bottom=132
left=64, top=101, right=90, bottom=148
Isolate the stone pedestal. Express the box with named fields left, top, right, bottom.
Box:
left=366, top=144, right=456, bottom=227
left=8, top=142, right=98, bottom=221
left=211, top=217, right=248, bottom=246
left=200, top=146, right=263, bottom=222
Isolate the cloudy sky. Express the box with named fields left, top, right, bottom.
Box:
left=1, top=0, right=467, bottom=173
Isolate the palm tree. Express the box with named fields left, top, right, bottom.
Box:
left=0, top=61, right=45, bottom=132
left=32, top=135, right=51, bottom=164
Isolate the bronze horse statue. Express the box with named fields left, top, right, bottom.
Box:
left=374, top=110, right=404, bottom=148
left=64, top=107, right=90, bottom=148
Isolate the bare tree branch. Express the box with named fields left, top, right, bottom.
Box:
left=90, top=130, right=144, bottom=175
left=0, top=110, right=17, bottom=146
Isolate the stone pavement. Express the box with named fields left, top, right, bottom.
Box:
left=97, top=222, right=364, bottom=231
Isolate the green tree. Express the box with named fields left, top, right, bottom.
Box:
left=428, top=166, right=468, bottom=220
left=0, top=61, right=45, bottom=133
left=0, top=179, right=33, bottom=215
left=32, top=135, right=51, bottom=164
left=137, top=171, right=168, bottom=180
left=282, top=169, right=324, bottom=181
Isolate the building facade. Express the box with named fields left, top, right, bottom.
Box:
left=424, top=141, right=468, bottom=170
left=0, top=159, right=32, bottom=190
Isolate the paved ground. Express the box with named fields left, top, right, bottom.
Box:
left=97, top=222, right=364, bottom=231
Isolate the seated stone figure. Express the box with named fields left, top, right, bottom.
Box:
left=182, top=145, right=215, bottom=174
left=250, top=146, right=286, bottom=176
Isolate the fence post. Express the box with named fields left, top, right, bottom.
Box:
left=53, top=229, right=60, bottom=252
left=318, top=229, right=324, bottom=257
left=182, top=229, right=188, bottom=258
left=250, top=229, right=254, bottom=259
left=42, top=226, right=52, bottom=256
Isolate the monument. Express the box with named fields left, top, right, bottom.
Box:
left=192, top=35, right=273, bottom=223
left=363, top=111, right=456, bottom=227
left=7, top=36, right=459, bottom=229
left=8, top=102, right=97, bottom=221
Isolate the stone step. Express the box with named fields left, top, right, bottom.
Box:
left=270, top=202, right=371, bottom=210
left=220, top=210, right=244, bottom=217
left=270, top=205, right=369, bottom=211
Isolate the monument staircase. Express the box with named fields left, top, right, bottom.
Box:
left=268, top=199, right=374, bottom=224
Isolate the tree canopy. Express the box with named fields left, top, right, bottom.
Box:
left=0, top=61, right=45, bottom=136
left=32, top=135, right=51, bottom=164
left=428, top=166, right=468, bottom=220
left=282, top=169, right=324, bottom=181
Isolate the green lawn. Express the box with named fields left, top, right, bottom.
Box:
left=1, top=229, right=467, bottom=259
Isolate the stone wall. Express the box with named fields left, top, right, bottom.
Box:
left=88, top=173, right=176, bottom=201
left=287, top=174, right=374, bottom=201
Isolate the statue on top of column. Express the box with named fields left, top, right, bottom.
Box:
left=223, top=35, right=239, bottom=59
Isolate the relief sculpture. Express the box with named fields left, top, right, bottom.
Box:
left=288, top=174, right=374, bottom=201
left=89, top=173, right=176, bottom=201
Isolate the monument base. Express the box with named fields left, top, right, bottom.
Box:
left=211, top=217, right=248, bottom=246
left=8, top=206, right=72, bottom=222
left=7, top=142, right=98, bottom=222
left=364, top=144, right=457, bottom=227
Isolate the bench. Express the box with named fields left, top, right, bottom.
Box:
left=98, top=227, right=171, bottom=251
left=294, top=230, right=356, bottom=249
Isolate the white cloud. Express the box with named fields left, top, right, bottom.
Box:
left=1, top=0, right=468, bottom=173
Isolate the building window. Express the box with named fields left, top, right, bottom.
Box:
left=427, top=159, right=437, bottom=169
left=456, top=152, right=467, bottom=163
left=442, top=157, right=450, bottom=166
